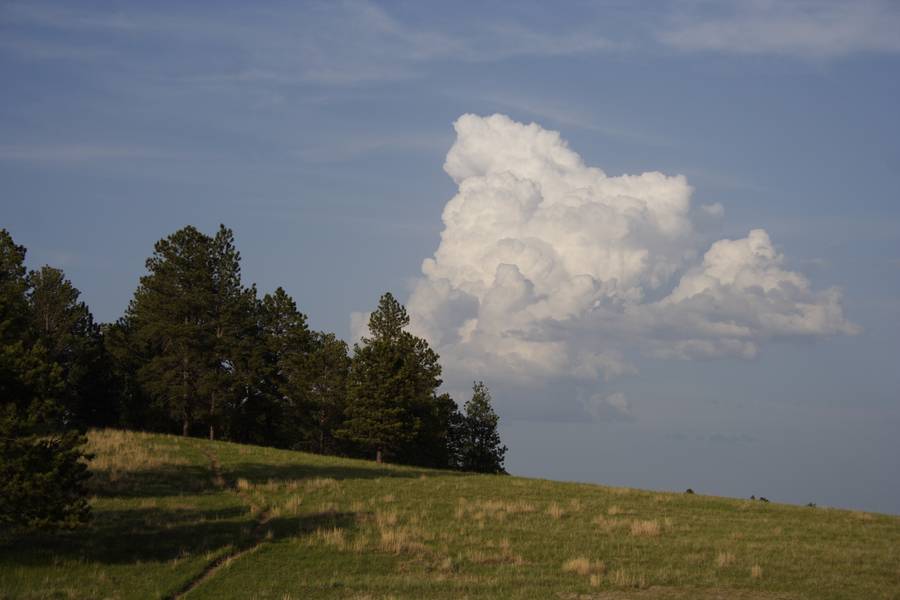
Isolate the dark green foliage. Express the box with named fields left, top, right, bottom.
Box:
left=124, top=225, right=255, bottom=440
left=0, top=223, right=507, bottom=477
left=27, top=266, right=117, bottom=427
left=338, top=293, right=442, bottom=463
left=250, top=287, right=314, bottom=448
left=400, top=391, right=464, bottom=469
left=457, top=381, right=507, bottom=474
left=0, top=229, right=90, bottom=531
left=302, top=331, right=350, bottom=455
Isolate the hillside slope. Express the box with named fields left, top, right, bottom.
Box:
left=1, top=429, right=897, bottom=599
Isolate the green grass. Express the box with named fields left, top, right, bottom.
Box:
left=1, top=429, right=898, bottom=599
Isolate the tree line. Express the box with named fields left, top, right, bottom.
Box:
left=0, top=225, right=507, bottom=531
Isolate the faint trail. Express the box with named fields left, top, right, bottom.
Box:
left=165, top=447, right=272, bottom=600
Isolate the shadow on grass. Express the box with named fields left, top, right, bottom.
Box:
left=89, top=457, right=463, bottom=500
left=0, top=506, right=357, bottom=567
left=88, top=464, right=220, bottom=498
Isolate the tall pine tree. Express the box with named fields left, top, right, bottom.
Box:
left=338, top=293, right=441, bottom=464
left=124, top=225, right=252, bottom=439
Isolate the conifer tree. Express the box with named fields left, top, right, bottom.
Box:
left=303, top=331, right=350, bottom=454
left=338, top=293, right=441, bottom=463
left=125, top=225, right=252, bottom=439
left=458, top=381, right=507, bottom=474
left=0, top=230, right=90, bottom=531
left=256, top=287, right=313, bottom=447
left=27, top=265, right=114, bottom=427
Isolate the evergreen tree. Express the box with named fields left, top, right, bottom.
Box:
left=254, top=287, right=313, bottom=448
left=338, top=293, right=441, bottom=463
left=303, top=331, right=350, bottom=454
left=399, top=391, right=463, bottom=469
left=0, top=230, right=90, bottom=531
left=458, top=381, right=507, bottom=474
left=206, top=226, right=258, bottom=441
left=27, top=265, right=115, bottom=427
left=125, top=225, right=252, bottom=439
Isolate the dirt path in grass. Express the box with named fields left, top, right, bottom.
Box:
left=165, top=447, right=272, bottom=600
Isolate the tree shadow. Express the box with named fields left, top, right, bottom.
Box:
left=88, top=464, right=220, bottom=498
left=0, top=506, right=357, bottom=567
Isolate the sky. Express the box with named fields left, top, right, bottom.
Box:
left=2, top=0, right=899, bottom=513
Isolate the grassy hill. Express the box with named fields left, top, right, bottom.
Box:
left=1, top=430, right=897, bottom=599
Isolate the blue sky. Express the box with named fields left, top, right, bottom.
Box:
left=2, top=1, right=899, bottom=513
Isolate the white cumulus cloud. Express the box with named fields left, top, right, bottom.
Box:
left=397, top=114, right=856, bottom=396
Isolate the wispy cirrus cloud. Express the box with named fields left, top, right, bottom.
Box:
left=0, top=144, right=172, bottom=162
left=658, top=0, right=900, bottom=58
left=1, top=1, right=616, bottom=85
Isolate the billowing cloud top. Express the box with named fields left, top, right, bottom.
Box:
left=398, top=114, right=857, bottom=388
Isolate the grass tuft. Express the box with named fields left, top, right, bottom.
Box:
left=630, top=519, right=660, bottom=537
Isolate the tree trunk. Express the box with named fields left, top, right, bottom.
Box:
left=319, top=408, right=326, bottom=454
left=376, top=448, right=383, bottom=464
left=182, top=419, right=189, bottom=437
left=209, top=393, right=216, bottom=440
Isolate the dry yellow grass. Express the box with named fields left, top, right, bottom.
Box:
left=591, top=515, right=631, bottom=533
left=375, top=509, right=398, bottom=528
left=630, top=519, right=660, bottom=537
left=305, top=477, right=338, bottom=490
left=468, top=539, right=524, bottom=566
left=715, top=551, right=736, bottom=567
left=455, top=498, right=536, bottom=522
left=87, top=429, right=188, bottom=475
left=315, top=527, right=345, bottom=549
left=282, top=495, right=302, bottom=514
left=751, top=564, right=763, bottom=579
left=610, top=567, right=646, bottom=588
left=561, top=557, right=605, bottom=577
left=378, top=526, right=425, bottom=554
left=546, top=502, right=565, bottom=519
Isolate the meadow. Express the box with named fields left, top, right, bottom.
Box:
left=1, top=429, right=897, bottom=599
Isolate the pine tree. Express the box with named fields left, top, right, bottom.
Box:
left=27, top=265, right=115, bottom=427
left=303, top=331, right=350, bottom=454
left=255, top=287, right=313, bottom=448
left=458, top=381, right=507, bottom=474
left=0, top=230, right=90, bottom=531
left=125, top=225, right=253, bottom=439
left=338, top=293, right=442, bottom=463
left=207, top=225, right=257, bottom=441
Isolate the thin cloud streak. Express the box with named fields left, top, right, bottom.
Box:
left=0, top=144, right=175, bottom=162
left=658, top=0, right=900, bottom=58
left=2, top=1, right=617, bottom=85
